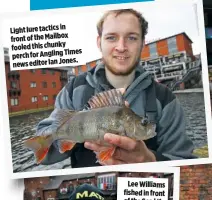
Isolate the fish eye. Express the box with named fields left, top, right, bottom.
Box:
left=141, top=118, right=148, bottom=126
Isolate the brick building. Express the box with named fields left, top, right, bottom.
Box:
left=4, top=48, right=68, bottom=113
left=141, top=32, right=194, bottom=60
left=24, top=172, right=174, bottom=200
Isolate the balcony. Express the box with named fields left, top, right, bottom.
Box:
left=156, top=72, right=183, bottom=81
left=4, top=47, right=9, bottom=62
left=9, top=89, right=21, bottom=97
left=8, top=71, right=20, bottom=80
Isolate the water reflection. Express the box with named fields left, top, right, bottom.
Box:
left=10, top=111, right=71, bottom=173
left=10, top=92, right=208, bottom=172
left=175, top=92, right=207, bottom=149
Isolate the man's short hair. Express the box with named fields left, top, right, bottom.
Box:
left=97, top=9, right=148, bottom=40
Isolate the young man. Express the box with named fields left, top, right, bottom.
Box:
left=36, top=9, right=196, bottom=167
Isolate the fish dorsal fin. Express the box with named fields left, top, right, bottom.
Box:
left=53, top=109, right=76, bottom=128
left=87, top=89, right=125, bottom=109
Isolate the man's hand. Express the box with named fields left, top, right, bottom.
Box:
left=84, top=133, right=156, bottom=165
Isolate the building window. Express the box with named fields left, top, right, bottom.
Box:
left=149, top=43, right=158, bottom=58
left=10, top=81, right=17, bottom=89
left=53, top=94, right=57, bottom=100
left=7, top=64, right=11, bottom=72
left=68, top=68, right=75, bottom=76
left=50, top=70, right=55, bottom=75
left=168, top=37, right=177, bottom=54
left=11, top=98, right=18, bottom=106
left=31, top=96, right=37, bottom=103
left=52, top=82, right=56, bottom=88
left=42, top=82, right=47, bottom=88
left=61, top=71, right=67, bottom=76
left=41, top=69, right=47, bottom=74
left=60, top=187, right=68, bottom=194
left=43, top=95, right=48, bottom=101
left=78, top=66, right=82, bottom=74
left=30, top=82, right=36, bottom=88
left=69, top=185, right=74, bottom=192
left=97, top=173, right=116, bottom=190
left=30, top=69, right=36, bottom=73
left=71, top=68, right=75, bottom=74
left=4, top=49, right=9, bottom=54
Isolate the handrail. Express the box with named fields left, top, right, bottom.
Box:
left=170, top=60, right=201, bottom=90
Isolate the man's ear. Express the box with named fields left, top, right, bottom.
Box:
left=97, top=35, right=102, bottom=51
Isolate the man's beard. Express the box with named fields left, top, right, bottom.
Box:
left=102, top=57, right=141, bottom=76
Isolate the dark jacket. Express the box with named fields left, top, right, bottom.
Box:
left=36, top=62, right=197, bottom=168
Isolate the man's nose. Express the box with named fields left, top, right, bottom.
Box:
left=115, top=38, right=127, bottom=52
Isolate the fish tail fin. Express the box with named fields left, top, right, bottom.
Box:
left=95, top=146, right=116, bottom=164
left=23, top=135, right=53, bottom=164
left=56, top=140, right=76, bottom=153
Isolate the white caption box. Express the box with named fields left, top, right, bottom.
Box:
left=2, top=12, right=87, bottom=71
left=117, top=177, right=169, bottom=200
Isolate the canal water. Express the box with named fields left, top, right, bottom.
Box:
left=9, top=91, right=208, bottom=173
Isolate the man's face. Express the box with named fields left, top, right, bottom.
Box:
left=97, top=13, right=143, bottom=76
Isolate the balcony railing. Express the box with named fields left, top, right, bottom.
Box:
left=9, top=89, right=21, bottom=96
left=8, top=71, right=20, bottom=80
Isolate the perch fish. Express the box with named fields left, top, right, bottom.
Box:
left=24, top=89, right=156, bottom=164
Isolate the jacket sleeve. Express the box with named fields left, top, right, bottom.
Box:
left=154, top=97, right=198, bottom=161
left=35, top=78, right=76, bottom=165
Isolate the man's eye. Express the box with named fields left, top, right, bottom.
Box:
left=106, top=36, right=116, bottom=41
left=128, top=36, right=137, bottom=41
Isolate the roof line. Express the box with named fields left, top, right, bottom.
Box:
left=145, top=32, right=193, bottom=45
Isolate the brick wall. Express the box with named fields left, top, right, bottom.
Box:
left=180, top=164, right=212, bottom=200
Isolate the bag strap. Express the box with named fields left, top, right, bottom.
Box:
left=72, top=72, right=95, bottom=110
left=145, top=79, right=158, bottom=123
